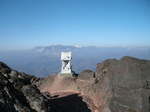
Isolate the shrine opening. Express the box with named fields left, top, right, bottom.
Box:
left=58, top=52, right=74, bottom=77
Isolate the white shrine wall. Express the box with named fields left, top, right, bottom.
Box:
left=60, top=52, right=72, bottom=73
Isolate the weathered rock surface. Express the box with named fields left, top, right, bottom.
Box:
left=0, top=61, right=51, bottom=112
left=94, top=56, right=150, bottom=112
left=1, top=56, right=150, bottom=112
left=76, top=69, right=97, bottom=95
left=22, top=85, right=50, bottom=112
left=30, top=77, right=44, bottom=88
left=40, top=74, right=79, bottom=94
left=40, top=56, right=150, bottom=112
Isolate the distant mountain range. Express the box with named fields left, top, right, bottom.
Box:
left=0, top=45, right=150, bottom=77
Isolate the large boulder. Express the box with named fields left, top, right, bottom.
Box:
left=76, top=69, right=97, bottom=95
left=77, top=69, right=95, bottom=80
left=22, top=85, right=51, bottom=112
left=92, top=56, right=150, bottom=112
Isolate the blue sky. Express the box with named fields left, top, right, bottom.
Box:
left=0, top=0, right=150, bottom=51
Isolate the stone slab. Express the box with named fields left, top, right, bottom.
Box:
left=58, top=73, right=73, bottom=78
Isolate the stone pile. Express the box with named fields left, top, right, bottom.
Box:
left=0, top=62, right=51, bottom=112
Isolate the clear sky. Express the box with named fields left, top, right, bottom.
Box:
left=0, top=0, right=150, bottom=51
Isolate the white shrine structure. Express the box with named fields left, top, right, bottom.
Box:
left=58, top=52, right=74, bottom=78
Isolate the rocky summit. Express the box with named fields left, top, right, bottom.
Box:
left=0, top=56, right=150, bottom=112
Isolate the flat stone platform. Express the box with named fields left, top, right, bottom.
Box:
left=58, top=73, right=73, bottom=78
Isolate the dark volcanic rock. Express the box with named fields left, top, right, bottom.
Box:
left=22, top=85, right=51, bottom=112
left=0, top=62, right=11, bottom=74
left=40, top=56, right=150, bottom=112
left=93, top=56, right=150, bottom=112
left=1, top=56, right=150, bottom=112
left=0, top=71, right=31, bottom=111
left=0, top=61, right=51, bottom=112
left=30, top=77, right=44, bottom=88
left=77, top=69, right=95, bottom=80
left=76, top=69, right=97, bottom=95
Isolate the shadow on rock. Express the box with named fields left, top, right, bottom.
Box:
left=49, top=93, right=91, bottom=112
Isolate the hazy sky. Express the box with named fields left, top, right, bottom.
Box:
left=0, top=0, right=150, bottom=51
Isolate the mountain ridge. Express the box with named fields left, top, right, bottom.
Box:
left=33, top=45, right=150, bottom=53
left=0, top=45, right=150, bottom=77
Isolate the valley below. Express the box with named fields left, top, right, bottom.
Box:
left=0, top=45, right=150, bottom=78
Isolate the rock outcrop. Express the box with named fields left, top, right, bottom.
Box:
left=40, top=56, right=150, bottom=112
left=0, top=62, right=51, bottom=112
left=94, top=56, right=150, bottom=112
left=40, top=74, right=79, bottom=94
left=22, top=85, right=50, bottom=112
left=1, top=56, right=150, bottom=112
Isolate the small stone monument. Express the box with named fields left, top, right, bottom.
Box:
left=58, top=52, right=74, bottom=78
